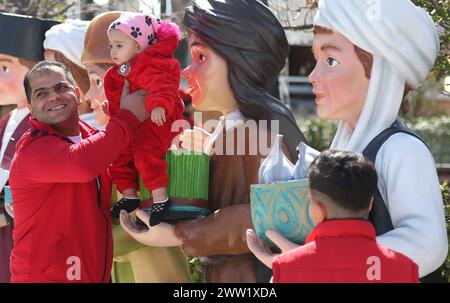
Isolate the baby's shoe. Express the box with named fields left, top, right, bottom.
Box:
left=149, top=198, right=172, bottom=226
left=110, top=197, right=140, bottom=219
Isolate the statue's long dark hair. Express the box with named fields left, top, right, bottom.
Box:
left=183, top=0, right=306, bottom=161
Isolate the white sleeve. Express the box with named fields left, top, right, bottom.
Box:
left=375, top=133, right=448, bottom=278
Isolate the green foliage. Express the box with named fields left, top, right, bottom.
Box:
left=400, top=79, right=447, bottom=118
left=189, top=257, right=203, bottom=283
left=412, top=0, right=450, bottom=81
left=0, top=0, right=73, bottom=19
left=441, top=182, right=450, bottom=282
left=297, top=119, right=337, bottom=152
left=405, top=115, right=450, bottom=164
left=298, top=116, right=450, bottom=164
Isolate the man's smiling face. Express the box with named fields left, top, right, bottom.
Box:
left=27, top=66, right=81, bottom=132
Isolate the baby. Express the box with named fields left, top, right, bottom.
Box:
left=104, top=12, right=184, bottom=226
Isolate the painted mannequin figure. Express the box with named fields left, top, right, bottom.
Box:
left=0, top=12, right=58, bottom=282
left=247, top=0, right=448, bottom=282
left=81, top=11, right=191, bottom=283
left=120, top=0, right=307, bottom=283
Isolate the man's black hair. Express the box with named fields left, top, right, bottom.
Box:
left=308, top=150, right=378, bottom=212
left=23, top=61, right=76, bottom=103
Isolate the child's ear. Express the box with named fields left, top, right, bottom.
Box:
left=368, top=196, right=374, bottom=213
left=317, top=202, right=327, bottom=223
left=308, top=195, right=326, bottom=226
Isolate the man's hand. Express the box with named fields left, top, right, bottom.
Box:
left=151, top=107, right=166, bottom=126
left=119, top=80, right=149, bottom=123
left=246, top=229, right=299, bottom=269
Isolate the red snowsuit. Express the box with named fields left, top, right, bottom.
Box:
left=272, top=220, right=419, bottom=283
left=9, top=110, right=140, bottom=282
left=104, top=36, right=184, bottom=193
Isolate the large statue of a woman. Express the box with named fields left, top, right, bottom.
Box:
left=120, top=0, right=307, bottom=283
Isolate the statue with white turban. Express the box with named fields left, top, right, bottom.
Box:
left=248, top=0, right=447, bottom=282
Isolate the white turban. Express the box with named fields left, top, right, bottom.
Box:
left=43, top=19, right=90, bottom=68
left=314, top=0, right=439, bottom=153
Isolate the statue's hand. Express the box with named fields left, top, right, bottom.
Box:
left=119, top=210, right=182, bottom=247
left=180, top=126, right=211, bottom=153
left=266, top=230, right=299, bottom=252
left=246, top=229, right=299, bottom=269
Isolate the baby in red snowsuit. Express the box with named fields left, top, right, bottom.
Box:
left=104, top=12, right=184, bottom=226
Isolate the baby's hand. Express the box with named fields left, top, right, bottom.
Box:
left=151, top=107, right=166, bottom=126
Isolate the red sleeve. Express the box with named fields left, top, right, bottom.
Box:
left=272, top=256, right=281, bottom=283
left=18, top=110, right=140, bottom=183
left=103, top=66, right=123, bottom=117
left=135, top=54, right=181, bottom=116
left=412, top=262, right=419, bottom=283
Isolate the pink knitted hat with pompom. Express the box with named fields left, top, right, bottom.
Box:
left=108, top=12, right=180, bottom=49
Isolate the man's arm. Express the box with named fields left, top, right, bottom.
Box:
left=18, top=82, right=149, bottom=184
left=19, top=110, right=140, bottom=184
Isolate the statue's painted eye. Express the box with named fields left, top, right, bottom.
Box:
left=96, top=79, right=103, bottom=88
left=327, top=57, right=338, bottom=67
left=1, top=66, right=10, bottom=73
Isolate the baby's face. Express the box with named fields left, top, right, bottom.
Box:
left=108, top=29, right=141, bottom=65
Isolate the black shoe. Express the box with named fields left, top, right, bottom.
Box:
left=149, top=199, right=172, bottom=226
left=110, top=197, right=140, bottom=219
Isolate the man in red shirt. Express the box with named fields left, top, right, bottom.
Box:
left=9, top=61, right=148, bottom=282
left=247, top=150, right=418, bottom=283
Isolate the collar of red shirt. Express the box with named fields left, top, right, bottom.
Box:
left=28, top=116, right=97, bottom=140
left=306, top=219, right=377, bottom=244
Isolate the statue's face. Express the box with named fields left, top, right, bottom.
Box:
left=84, top=63, right=109, bottom=127
left=309, top=30, right=369, bottom=128
left=0, top=53, right=29, bottom=105
left=182, top=33, right=236, bottom=114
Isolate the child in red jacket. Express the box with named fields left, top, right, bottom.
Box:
left=247, top=150, right=419, bottom=283
left=104, top=12, right=184, bottom=226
